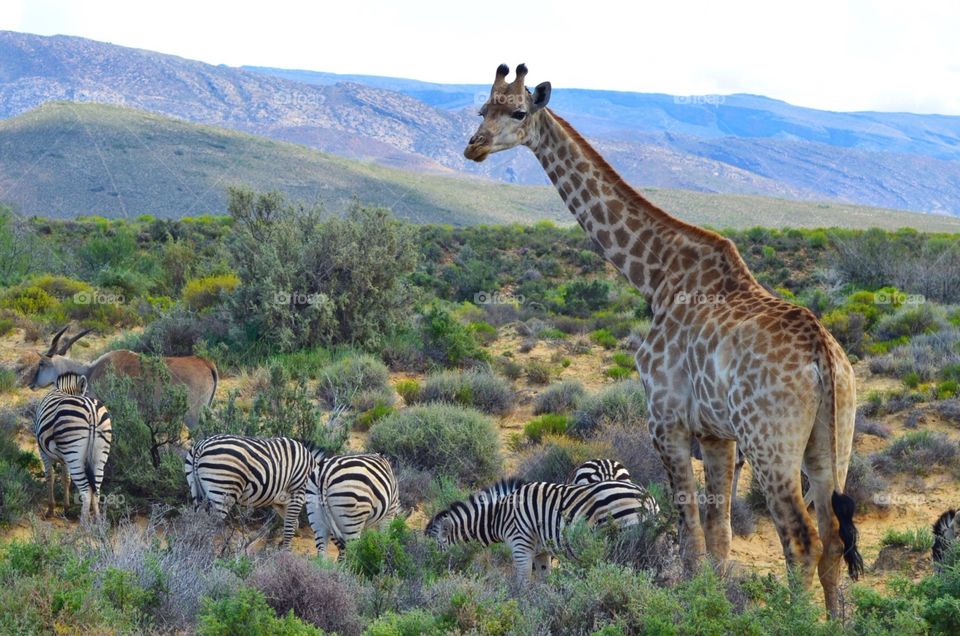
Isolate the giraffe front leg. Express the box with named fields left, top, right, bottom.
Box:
left=699, top=437, right=736, bottom=562
left=650, top=418, right=705, bottom=571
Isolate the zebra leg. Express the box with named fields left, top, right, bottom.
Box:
left=280, top=491, right=306, bottom=550
left=333, top=538, right=347, bottom=561
left=509, top=539, right=534, bottom=586
left=62, top=468, right=71, bottom=512
left=43, top=457, right=55, bottom=516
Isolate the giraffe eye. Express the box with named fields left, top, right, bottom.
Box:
left=511, top=110, right=527, bottom=120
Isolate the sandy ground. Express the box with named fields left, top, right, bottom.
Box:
left=2, top=325, right=954, bottom=601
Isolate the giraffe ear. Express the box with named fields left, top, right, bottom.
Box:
left=531, top=82, right=551, bottom=112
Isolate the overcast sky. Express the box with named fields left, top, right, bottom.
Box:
left=2, top=0, right=959, bottom=115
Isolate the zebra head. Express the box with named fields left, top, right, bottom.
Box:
left=424, top=510, right=457, bottom=551
left=933, top=509, right=958, bottom=567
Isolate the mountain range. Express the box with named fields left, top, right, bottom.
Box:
left=1, top=30, right=959, bottom=221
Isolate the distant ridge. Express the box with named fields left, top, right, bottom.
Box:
left=3, top=102, right=960, bottom=232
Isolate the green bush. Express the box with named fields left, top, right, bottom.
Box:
left=344, top=518, right=418, bottom=580
left=367, top=404, right=502, bottom=486
left=422, top=305, right=485, bottom=366
left=0, top=368, right=15, bottom=393
left=199, top=362, right=347, bottom=454
left=0, top=318, right=13, bottom=338
left=0, top=411, right=42, bottom=524
left=394, top=379, right=421, bottom=404
left=317, top=353, right=391, bottom=409
left=572, top=381, right=647, bottom=438
left=590, top=328, right=618, bottom=349
left=182, top=273, right=240, bottom=311
left=533, top=380, right=586, bottom=415
left=96, top=358, right=191, bottom=513
left=196, top=586, right=321, bottom=636
left=418, top=369, right=514, bottom=415
left=524, top=414, right=570, bottom=443
left=0, top=285, right=58, bottom=316
left=560, top=280, right=611, bottom=317
left=467, top=320, right=498, bottom=345
left=871, top=430, right=959, bottom=477
left=882, top=527, right=935, bottom=552
left=874, top=304, right=946, bottom=342
left=605, top=366, right=633, bottom=380
left=365, top=609, right=445, bottom=636
left=28, top=274, right=92, bottom=300
left=525, top=360, right=554, bottom=385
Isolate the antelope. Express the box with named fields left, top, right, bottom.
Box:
left=27, top=326, right=218, bottom=429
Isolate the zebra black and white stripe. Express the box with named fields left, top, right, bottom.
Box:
left=34, top=372, right=112, bottom=520
left=570, top=459, right=631, bottom=485
left=933, top=509, right=957, bottom=568
left=306, top=452, right=400, bottom=557
left=425, top=478, right=660, bottom=582
left=184, top=435, right=316, bottom=549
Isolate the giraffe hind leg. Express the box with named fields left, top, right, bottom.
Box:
left=699, top=437, right=736, bottom=563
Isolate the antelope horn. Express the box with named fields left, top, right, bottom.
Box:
left=58, top=328, right=93, bottom=355
left=46, top=325, right=70, bottom=356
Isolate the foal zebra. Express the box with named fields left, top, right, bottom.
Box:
left=570, top=459, right=631, bottom=485
left=34, top=372, right=112, bottom=520
left=184, top=435, right=315, bottom=549
left=305, top=452, right=400, bottom=558
left=426, top=478, right=660, bottom=582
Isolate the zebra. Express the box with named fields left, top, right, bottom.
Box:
left=34, top=372, right=112, bottom=521
left=184, top=435, right=316, bottom=549
left=933, top=509, right=957, bottom=569
left=425, top=478, right=660, bottom=582
left=570, top=459, right=631, bottom=485
left=305, top=452, right=400, bottom=558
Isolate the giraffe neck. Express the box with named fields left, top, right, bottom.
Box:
left=528, top=110, right=751, bottom=311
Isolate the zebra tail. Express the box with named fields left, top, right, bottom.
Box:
left=83, top=422, right=97, bottom=499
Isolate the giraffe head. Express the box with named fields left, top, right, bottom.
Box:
left=464, top=63, right=551, bottom=162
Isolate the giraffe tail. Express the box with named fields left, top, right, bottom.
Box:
left=818, top=328, right=864, bottom=580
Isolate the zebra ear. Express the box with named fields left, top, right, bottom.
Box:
left=77, top=376, right=88, bottom=395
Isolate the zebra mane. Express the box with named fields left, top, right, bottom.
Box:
left=297, top=438, right=326, bottom=464
left=933, top=508, right=957, bottom=565
left=468, top=477, right=525, bottom=507
left=55, top=372, right=87, bottom=396
left=934, top=509, right=957, bottom=536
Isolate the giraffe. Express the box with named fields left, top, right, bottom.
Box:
left=464, top=64, right=863, bottom=617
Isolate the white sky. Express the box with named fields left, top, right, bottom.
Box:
left=2, top=0, right=959, bottom=114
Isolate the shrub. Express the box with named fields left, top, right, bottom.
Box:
left=533, top=380, right=586, bottom=415
left=0, top=285, right=57, bottom=316
left=367, top=404, right=502, bottom=486
left=198, top=363, right=348, bottom=454
left=871, top=431, right=959, bottom=477
left=418, top=369, right=514, bottom=415
left=560, top=280, right=611, bottom=317
left=882, top=527, right=935, bottom=552
left=869, top=330, right=960, bottom=382
left=605, top=365, right=633, bottom=380
left=135, top=305, right=225, bottom=356
left=317, top=353, right=391, bottom=409
left=394, top=462, right=434, bottom=512
left=571, top=381, right=647, bottom=438
left=524, top=414, right=570, bottom=443
left=422, top=305, right=484, bottom=367
left=249, top=552, right=365, bottom=636
left=0, top=317, right=13, bottom=337
left=874, top=304, right=947, bottom=342
left=492, top=356, right=523, bottom=381
left=0, top=409, right=42, bottom=525
left=225, top=188, right=417, bottom=352
left=182, top=273, right=240, bottom=311
left=365, top=609, right=445, bottom=636
left=525, top=360, right=553, bottom=385
left=394, top=379, right=421, bottom=405
left=518, top=436, right=612, bottom=484
left=0, top=368, right=15, bottom=393
left=590, top=328, right=618, bottom=349
left=96, top=358, right=191, bottom=513
left=730, top=498, right=757, bottom=537
left=344, top=518, right=418, bottom=581
left=196, top=586, right=321, bottom=636
left=591, top=422, right=668, bottom=488
left=467, top=320, right=497, bottom=345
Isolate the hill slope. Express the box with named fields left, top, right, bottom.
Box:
left=3, top=102, right=960, bottom=232
left=2, top=30, right=960, bottom=216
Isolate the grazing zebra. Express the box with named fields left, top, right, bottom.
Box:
left=570, top=459, right=631, bottom=485
left=34, top=372, right=112, bottom=520
left=184, top=435, right=316, bottom=549
left=305, top=452, right=400, bottom=558
left=933, top=509, right=957, bottom=568
left=425, top=478, right=660, bottom=582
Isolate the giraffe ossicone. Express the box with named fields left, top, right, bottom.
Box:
left=465, top=63, right=863, bottom=619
